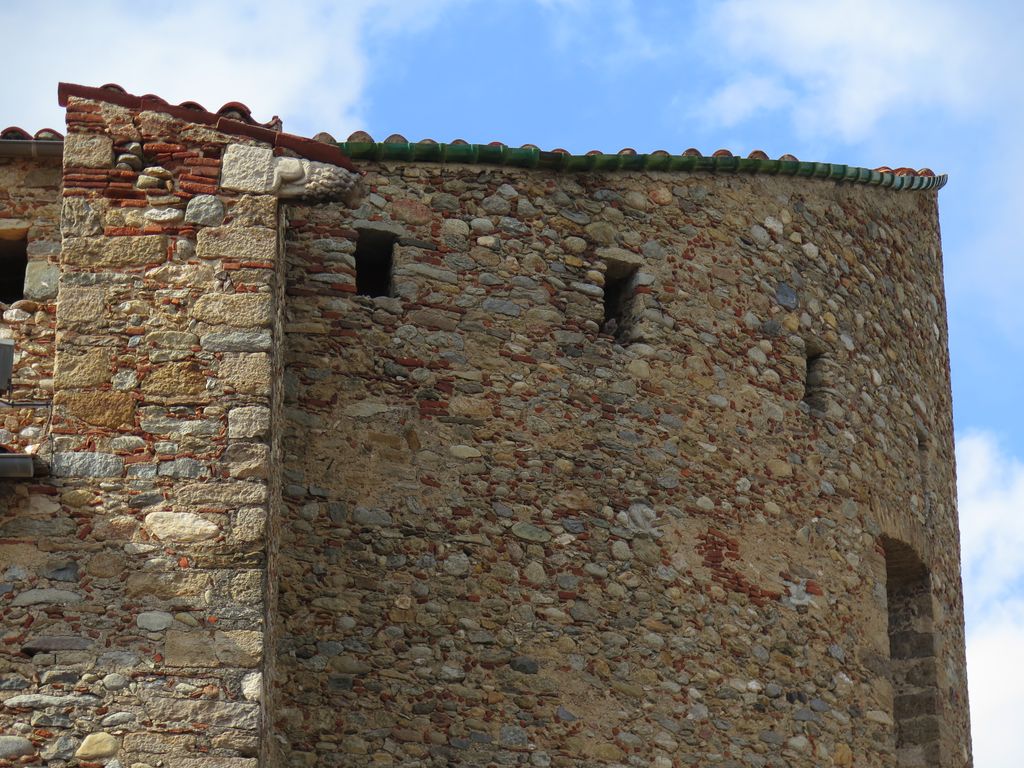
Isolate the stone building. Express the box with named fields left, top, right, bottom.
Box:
left=0, top=82, right=971, bottom=767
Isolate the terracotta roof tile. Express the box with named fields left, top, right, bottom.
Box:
left=40, top=83, right=946, bottom=191
left=1, top=127, right=63, bottom=141
left=56, top=82, right=356, bottom=172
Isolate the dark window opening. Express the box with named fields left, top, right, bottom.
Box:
left=355, top=230, right=396, bottom=298
left=882, top=536, right=941, bottom=767
left=602, top=266, right=637, bottom=338
left=0, top=238, right=28, bottom=304
left=802, top=342, right=829, bottom=414
left=915, top=427, right=929, bottom=456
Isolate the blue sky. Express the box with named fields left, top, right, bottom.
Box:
left=2, top=1, right=1022, bottom=763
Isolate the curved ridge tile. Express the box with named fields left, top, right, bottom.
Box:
left=332, top=140, right=947, bottom=191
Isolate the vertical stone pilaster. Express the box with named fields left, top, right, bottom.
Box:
left=41, top=97, right=284, bottom=767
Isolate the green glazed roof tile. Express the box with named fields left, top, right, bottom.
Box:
left=335, top=140, right=947, bottom=191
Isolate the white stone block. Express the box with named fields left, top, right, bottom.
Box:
left=221, top=144, right=275, bottom=193
left=228, top=405, right=271, bottom=439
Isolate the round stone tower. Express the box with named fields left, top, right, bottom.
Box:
left=1, top=86, right=966, bottom=768
left=274, top=149, right=971, bottom=767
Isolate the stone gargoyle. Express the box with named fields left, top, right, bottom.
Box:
left=220, top=144, right=362, bottom=204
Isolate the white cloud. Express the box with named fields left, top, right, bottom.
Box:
left=697, top=0, right=994, bottom=142
left=957, top=431, right=1024, bottom=619
left=701, top=75, right=794, bottom=129
left=966, top=601, right=1024, bottom=768
left=0, top=0, right=464, bottom=140
left=958, top=431, right=1024, bottom=767
left=534, top=0, right=667, bottom=68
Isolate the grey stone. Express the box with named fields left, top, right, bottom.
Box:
left=3, top=693, right=97, bottom=708
left=141, top=694, right=259, bottom=729
left=145, top=207, right=184, bottom=223
left=482, top=298, right=521, bottom=317
left=510, top=656, right=539, bottom=674
left=610, top=539, right=632, bottom=560
left=43, top=560, right=79, bottom=581
left=430, top=193, right=460, bottom=212
left=810, top=697, right=830, bottom=712
left=39, top=561, right=77, bottom=581
left=201, top=330, right=272, bottom=352
left=24, top=261, right=59, bottom=300
left=750, top=224, right=772, bottom=247
left=570, top=602, right=599, bottom=622
left=64, top=133, right=112, bottom=168
left=511, top=522, right=551, bottom=543
left=0, top=517, right=74, bottom=538
left=51, top=451, right=124, bottom=478
left=40, top=671, right=79, bottom=686
left=500, top=725, right=529, bottom=747
left=103, top=673, right=129, bottom=690
left=0, top=675, right=30, bottom=690
left=482, top=195, right=511, bottom=215
left=137, top=611, right=174, bottom=631
left=0, top=737, right=35, bottom=759
left=352, top=507, right=392, bottom=526
left=352, top=219, right=406, bottom=238
left=775, top=282, right=798, bottom=309
left=443, top=552, right=471, bottom=576
left=21, top=636, right=93, bottom=653
left=12, top=588, right=82, bottom=606
left=571, top=281, right=604, bottom=298
left=184, top=195, right=225, bottom=226
left=144, top=512, right=219, bottom=543
left=40, top=735, right=77, bottom=761
left=398, top=263, right=459, bottom=285
left=332, top=656, right=371, bottom=674
left=139, top=416, right=220, bottom=436
left=228, top=406, right=271, bottom=439
left=158, top=458, right=206, bottom=478
left=61, top=198, right=102, bottom=236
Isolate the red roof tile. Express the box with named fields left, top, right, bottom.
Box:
left=56, top=82, right=356, bottom=173
left=1, top=127, right=63, bottom=141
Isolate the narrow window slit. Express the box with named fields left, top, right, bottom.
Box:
left=354, top=230, right=397, bottom=298
left=882, top=537, right=941, bottom=767
left=0, top=237, right=28, bottom=304
left=802, top=341, right=829, bottom=414
left=602, top=265, right=637, bottom=338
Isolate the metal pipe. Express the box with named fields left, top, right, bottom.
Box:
left=0, top=453, right=35, bottom=478
left=0, top=140, right=63, bottom=159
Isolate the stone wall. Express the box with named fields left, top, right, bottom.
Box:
left=1, top=86, right=971, bottom=768
left=0, top=154, right=60, bottom=455
left=0, top=97, right=284, bottom=767
left=273, top=164, right=970, bottom=766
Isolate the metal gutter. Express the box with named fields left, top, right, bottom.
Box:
left=0, top=453, right=34, bottom=478
left=0, top=140, right=63, bottom=159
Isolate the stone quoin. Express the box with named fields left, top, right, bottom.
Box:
left=0, top=83, right=971, bottom=767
